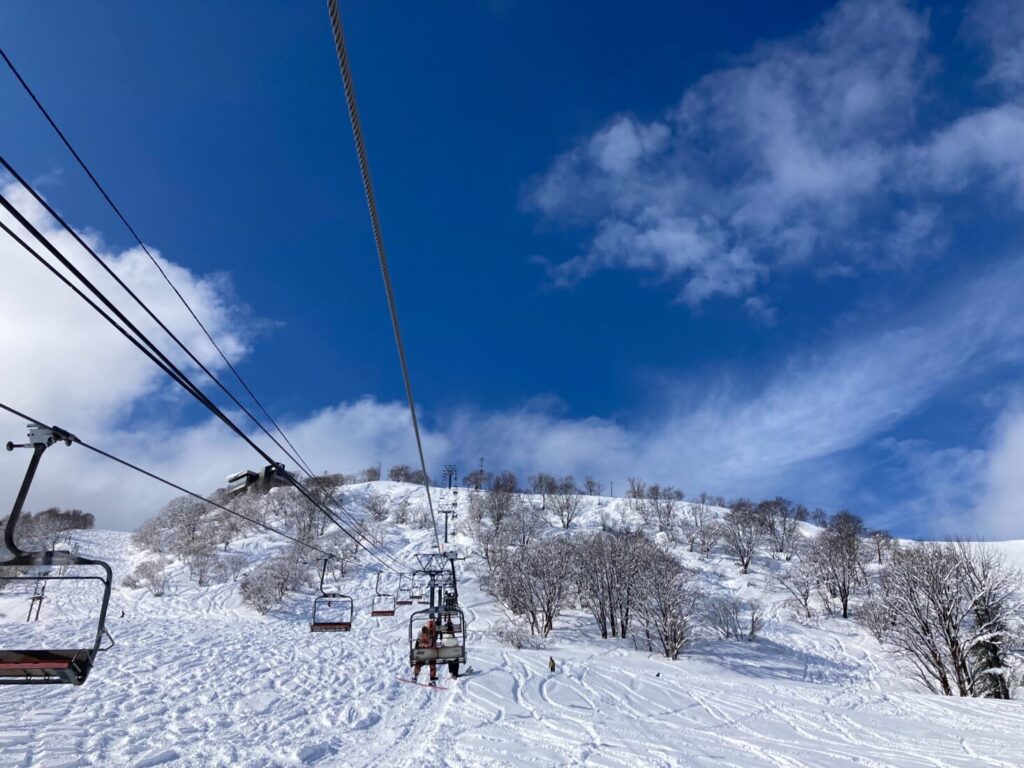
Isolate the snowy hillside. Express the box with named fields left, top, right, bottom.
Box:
left=2, top=484, right=1024, bottom=767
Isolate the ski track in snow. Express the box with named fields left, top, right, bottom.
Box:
left=2, top=489, right=1024, bottom=767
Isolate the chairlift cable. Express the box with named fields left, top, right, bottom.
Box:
left=0, top=47, right=316, bottom=480
left=0, top=401, right=394, bottom=571
left=325, top=0, right=441, bottom=554
left=0, top=157, right=315, bottom=479
left=0, top=217, right=401, bottom=572
left=0, top=55, right=404, bottom=576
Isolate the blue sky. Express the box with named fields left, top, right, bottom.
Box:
left=2, top=0, right=1023, bottom=537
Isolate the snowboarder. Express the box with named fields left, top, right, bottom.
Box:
left=548, top=656, right=556, bottom=673
left=412, top=619, right=438, bottom=684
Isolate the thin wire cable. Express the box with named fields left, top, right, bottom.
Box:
left=0, top=50, right=405, bottom=574
left=325, top=0, right=440, bottom=553
left=0, top=221, right=404, bottom=576
left=0, top=402, right=337, bottom=561
left=0, top=46, right=315, bottom=479
left=0, top=167, right=313, bottom=479
left=0, top=217, right=401, bottom=574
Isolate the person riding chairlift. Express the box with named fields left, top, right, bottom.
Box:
left=443, top=616, right=461, bottom=679
left=412, top=619, right=438, bottom=684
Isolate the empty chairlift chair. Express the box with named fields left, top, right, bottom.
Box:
left=309, top=560, right=353, bottom=632
left=396, top=573, right=413, bottom=606
left=411, top=577, right=427, bottom=604
left=371, top=572, right=396, bottom=617
left=0, top=425, right=114, bottom=686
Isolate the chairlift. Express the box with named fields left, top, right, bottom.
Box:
left=371, top=572, right=396, bottom=617
left=410, top=576, right=428, bottom=604
left=409, top=604, right=467, bottom=675
left=396, top=573, right=413, bottom=606
left=0, top=425, right=114, bottom=685
left=309, top=560, right=353, bottom=632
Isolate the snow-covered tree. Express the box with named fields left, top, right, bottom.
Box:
left=868, top=542, right=1022, bottom=698
left=721, top=500, right=762, bottom=574
left=755, top=497, right=801, bottom=560
left=808, top=511, right=869, bottom=619
left=549, top=476, right=583, bottom=529
left=635, top=548, right=701, bottom=659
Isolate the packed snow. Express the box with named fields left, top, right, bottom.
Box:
left=1, top=483, right=1023, bottom=767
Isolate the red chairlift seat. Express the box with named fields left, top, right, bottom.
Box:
left=0, top=649, right=96, bottom=685
left=310, top=594, right=354, bottom=632
left=371, top=572, right=396, bottom=617
left=309, top=561, right=354, bottom=632
left=0, top=426, right=114, bottom=687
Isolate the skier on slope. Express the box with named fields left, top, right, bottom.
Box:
left=412, top=619, right=438, bottom=684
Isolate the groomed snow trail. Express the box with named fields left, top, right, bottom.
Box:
left=2, top=506, right=1024, bottom=766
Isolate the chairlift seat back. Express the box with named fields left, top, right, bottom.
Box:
left=0, top=648, right=96, bottom=685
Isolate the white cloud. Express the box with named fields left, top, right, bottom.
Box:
left=7, top=169, right=1024, bottom=535
left=965, top=0, right=1024, bottom=90
left=974, top=407, right=1024, bottom=537
left=0, top=180, right=249, bottom=434
left=528, top=0, right=1024, bottom=314
left=528, top=0, right=933, bottom=307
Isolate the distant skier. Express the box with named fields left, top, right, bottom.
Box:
left=412, top=619, right=438, bottom=684
left=548, top=656, right=556, bottom=673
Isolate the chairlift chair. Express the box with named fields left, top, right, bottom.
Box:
left=409, top=605, right=467, bottom=670
left=309, top=560, right=353, bottom=632
left=396, top=573, right=413, bottom=606
left=0, top=426, right=114, bottom=685
left=370, top=572, right=396, bottom=617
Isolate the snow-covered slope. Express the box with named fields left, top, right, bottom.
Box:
left=1, top=485, right=1023, bottom=767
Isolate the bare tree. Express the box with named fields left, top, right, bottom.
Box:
left=506, top=497, right=549, bottom=548
left=185, top=546, right=218, bottom=586
left=583, top=476, right=604, bottom=496
left=756, top=497, right=801, bottom=560
left=123, top=557, right=171, bottom=597
left=635, top=549, right=701, bottom=658
left=869, top=542, right=1021, bottom=698
left=362, top=465, right=381, bottom=481
left=213, top=508, right=245, bottom=551
left=704, top=596, right=765, bottom=641
left=240, top=548, right=312, bottom=614
left=626, top=477, right=649, bottom=520
left=491, top=537, right=575, bottom=636
left=647, top=485, right=684, bottom=539
left=482, top=472, right=520, bottom=527
left=809, top=511, right=869, bottom=619
left=774, top=553, right=818, bottom=618
left=364, top=489, right=391, bottom=522
left=574, top=531, right=660, bottom=640
left=16, top=508, right=95, bottom=551
left=721, top=500, right=762, bottom=574
left=222, top=553, right=249, bottom=581
left=549, top=476, right=583, bottom=529
left=528, top=473, right=558, bottom=510
left=388, top=465, right=413, bottom=482
left=684, top=494, right=718, bottom=555
left=868, top=529, right=895, bottom=565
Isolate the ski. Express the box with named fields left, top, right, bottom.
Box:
left=397, top=677, right=448, bottom=690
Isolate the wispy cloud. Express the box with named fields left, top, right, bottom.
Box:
left=527, top=0, right=934, bottom=306
left=8, top=248, right=1023, bottom=533
left=527, top=0, right=1024, bottom=311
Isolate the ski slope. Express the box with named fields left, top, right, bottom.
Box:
left=1, top=485, right=1023, bottom=767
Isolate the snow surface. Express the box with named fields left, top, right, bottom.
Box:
left=2, top=484, right=1024, bottom=767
